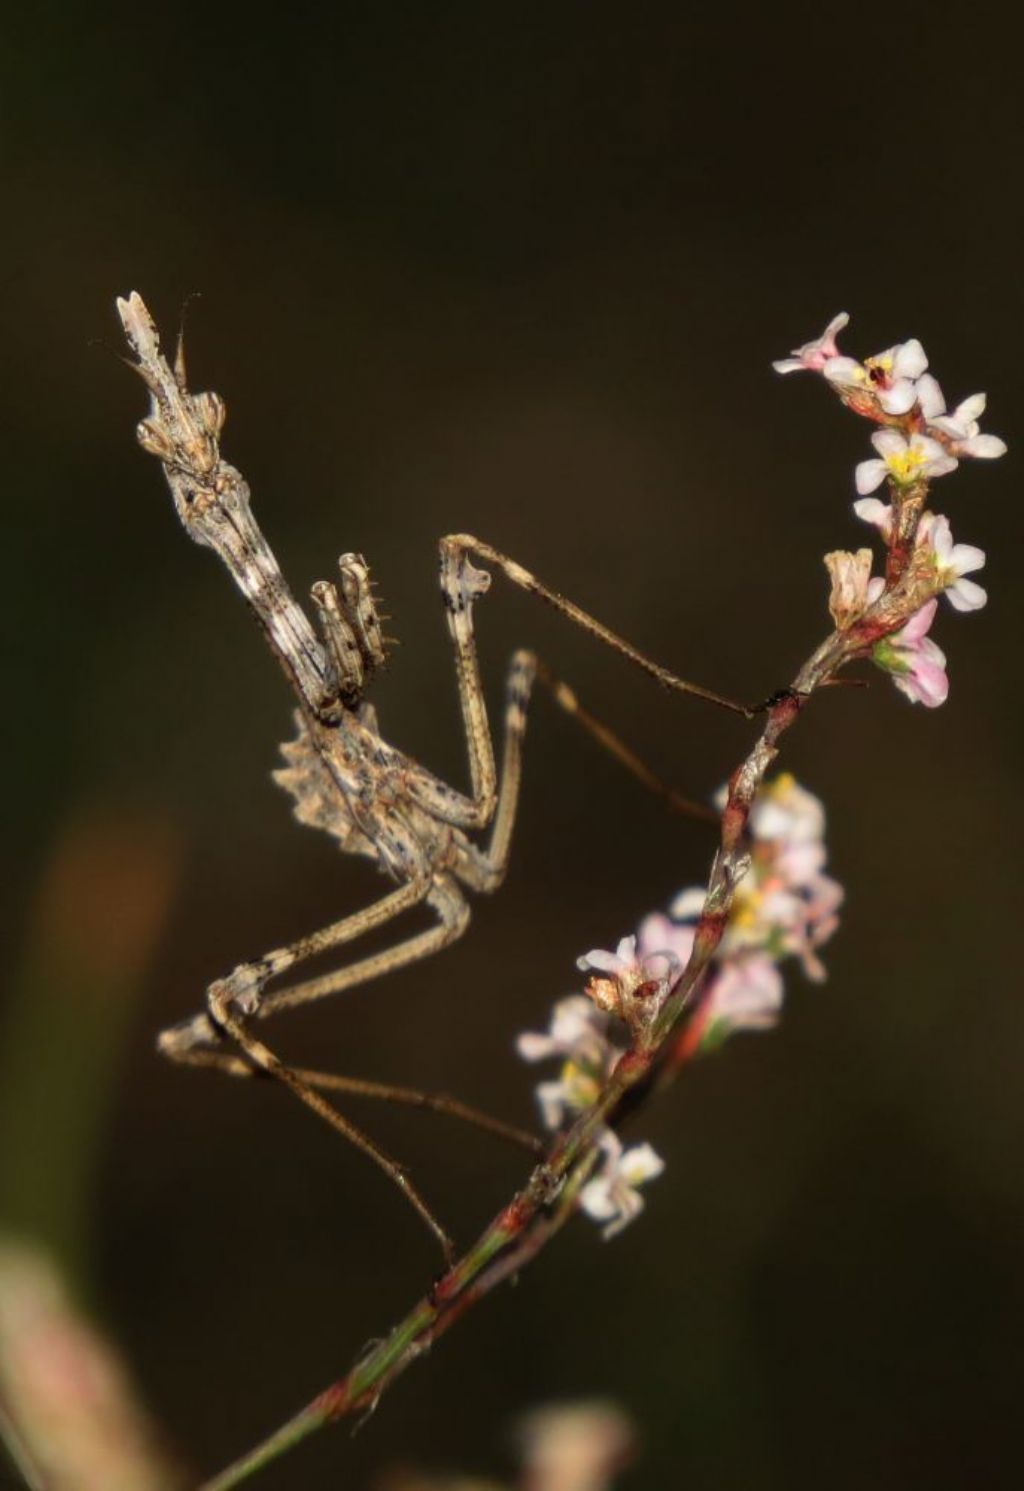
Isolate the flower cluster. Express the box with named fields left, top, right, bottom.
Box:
left=518, top=986, right=658, bottom=1240
left=657, top=771, right=841, bottom=1027
left=773, top=314, right=1006, bottom=461
left=775, top=314, right=1005, bottom=708
left=516, top=320, right=1003, bottom=1243
left=517, top=773, right=839, bottom=1238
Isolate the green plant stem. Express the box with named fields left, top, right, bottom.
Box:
left=198, top=1154, right=598, bottom=1491
left=199, top=616, right=910, bottom=1491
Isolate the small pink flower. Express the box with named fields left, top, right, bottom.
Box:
left=579, top=1131, right=664, bottom=1239
left=926, top=513, right=987, bottom=612
left=872, top=599, right=949, bottom=708
left=702, top=954, right=784, bottom=1036
left=772, top=312, right=850, bottom=374
left=636, top=912, right=695, bottom=981
left=791, top=873, right=845, bottom=979
left=660, top=775, right=842, bottom=1022
left=855, top=430, right=958, bottom=495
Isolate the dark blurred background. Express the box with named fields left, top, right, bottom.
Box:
left=2, top=3, right=1023, bottom=1487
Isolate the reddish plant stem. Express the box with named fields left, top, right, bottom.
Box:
left=198, top=603, right=931, bottom=1491
left=885, top=481, right=929, bottom=587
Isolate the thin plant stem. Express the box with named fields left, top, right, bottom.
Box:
left=197, top=618, right=885, bottom=1491
left=197, top=1153, right=599, bottom=1491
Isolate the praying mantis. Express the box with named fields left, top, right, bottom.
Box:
left=118, top=292, right=755, bottom=1259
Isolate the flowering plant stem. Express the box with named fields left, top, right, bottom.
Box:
left=198, top=621, right=872, bottom=1491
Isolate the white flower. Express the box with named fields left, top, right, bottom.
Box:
left=772, top=312, right=850, bottom=374
left=925, top=513, right=987, bottom=612
left=855, top=430, right=958, bottom=495
left=915, top=373, right=947, bottom=419
left=579, top=1131, right=664, bottom=1240
left=822, top=355, right=869, bottom=392
left=517, top=996, right=608, bottom=1064
left=825, top=338, right=929, bottom=415
left=668, top=885, right=707, bottom=922
left=517, top=996, right=621, bottom=1129
left=532, top=1078, right=582, bottom=1131
left=576, top=936, right=640, bottom=980
left=749, top=772, right=827, bottom=886
left=726, top=775, right=840, bottom=979
left=852, top=496, right=895, bottom=539
left=864, top=338, right=929, bottom=414
left=929, top=391, right=1008, bottom=460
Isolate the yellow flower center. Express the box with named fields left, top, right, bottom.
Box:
left=884, top=445, right=927, bottom=484
left=764, top=771, right=796, bottom=800
left=730, top=884, right=761, bottom=931
left=561, top=1060, right=601, bottom=1109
